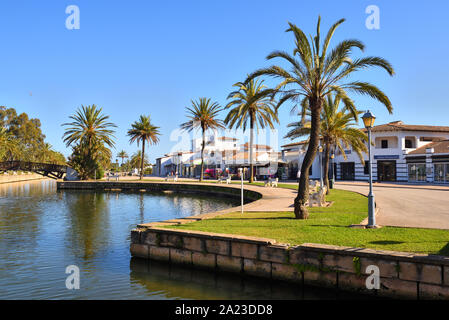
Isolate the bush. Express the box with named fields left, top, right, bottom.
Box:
left=95, top=167, right=104, bottom=180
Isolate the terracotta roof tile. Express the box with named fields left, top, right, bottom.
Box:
left=408, top=140, right=449, bottom=155
left=367, top=121, right=449, bottom=133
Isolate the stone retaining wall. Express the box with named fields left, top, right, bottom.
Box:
left=131, top=227, right=449, bottom=299
left=56, top=181, right=262, bottom=202
left=0, top=173, right=46, bottom=184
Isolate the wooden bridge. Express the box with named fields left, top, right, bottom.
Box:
left=0, top=161, right=69, bottom=179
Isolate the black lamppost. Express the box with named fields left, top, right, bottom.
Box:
left=330, top=153, right=335, bottom=189
left=362, top=110, right=376, bottom=228
left=319, top=145, right=324, bottom=190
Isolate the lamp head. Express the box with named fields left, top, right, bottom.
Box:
left=362, top=110, right=376, bottom=129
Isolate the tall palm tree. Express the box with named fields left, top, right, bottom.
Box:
left=224, top=78, right=279, bottom=183
left=127, top=115, right=160, bottom=180
left=117, top=150, right=128, bottom=171
left=247, top=17, right=394, bottom=219
left=130, top=150, right=149, bottom=171
left=62, top=105, right=116, bottom=151
left=286, top=94, right=368, bottom=194
left=62, top=105, right=116, bottom=178
left=180, top=98, right=225, bottom=181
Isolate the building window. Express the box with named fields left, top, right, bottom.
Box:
left=381, top=140, right=388, bottom=149
left=434, top=163, right=449, bottom=183
left=364, top=161, right=370, bottom=175
left=408, top=163, right=426, bottom=182
left=405, top=139, right=414, bottom=148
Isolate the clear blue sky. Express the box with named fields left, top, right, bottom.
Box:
left=1, top=0, right=448, bottom=162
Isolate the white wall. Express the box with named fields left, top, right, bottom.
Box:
left=286, top=129, right=449, bottom=182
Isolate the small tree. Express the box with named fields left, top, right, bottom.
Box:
left=127, top=115, right=160, bottom=180
left=180, top=98, right=225, bottom=182
left=224, top=78, right=279, bottom=183
left=62, top=105, right=116, bottom=179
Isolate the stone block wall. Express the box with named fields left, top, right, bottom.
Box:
left=131, top=227, right=449, bottom=300
left=57, top=181, right=262, bottom=202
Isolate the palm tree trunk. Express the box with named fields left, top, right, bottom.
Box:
left=249, top=113, right=254, bottom=183
left=295, top=100, right=321, bottom=219
left=140, top=142, right=145, bottom=180
left=200, top=128, right=205, bottom=182
left=323, top=142, right=330, bottom=195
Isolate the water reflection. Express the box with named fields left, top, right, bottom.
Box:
left=129, top=259, right=376, bottom=300
left=63, top=191, right=111, bottom=260
left=0, top=180, right=241, bottom=299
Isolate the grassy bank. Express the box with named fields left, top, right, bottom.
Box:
left=167, top=189, right=449, bottom=256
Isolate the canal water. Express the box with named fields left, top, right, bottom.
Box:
left=0, top=180, right=371, bottom=300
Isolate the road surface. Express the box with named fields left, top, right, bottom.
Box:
left=335, top=181, right=449, bottom=229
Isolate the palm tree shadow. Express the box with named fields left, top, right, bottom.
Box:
left=438, top=242, right=449, bottom=256
left=369, top=240, right=405, bottom=245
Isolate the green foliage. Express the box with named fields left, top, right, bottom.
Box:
left=62, top=105, right=116, bottom=179
left=286, top=93, right=368, bottom=163
left=62, top=105, right=116, bottom=150
left=225, top=78, right=279, bottom=131
left=246, top=17, right=395, bottom=216
left=130, top=150, right=149, bottom=170
left=144, top=167, right=153, bottom=175
left=116, top=150, right=129, bottom=167
left=95, top=167, right=105, bottom=180
left=155, top=233, right=161, bottom=247
left=353, top=257, right=361, bottom=276
left=180, top=98, right=225, bottom=181
left=0, top=106, right=66, bottom=164
left=224, top=78, right=279, bottom=183
left=127, top=115, right=160, bottom=180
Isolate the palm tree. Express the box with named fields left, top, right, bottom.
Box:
left=224, top=78, right=279, bottom=183
left=246, top=17, right=394, bottom=219
left=117, top=150, right=128, bottom=171
left=286, top=94, right=368, bottom=194
left=127, top=115, right=160, bottom=180
left=0, top=127, right=18, bottom=161
left=130, top=150, right=149, bottom=170
left=37, top=142, right=53, bottom=162
left=62, top=105, right=116, bottom=151
left=180, top=98, right=225, bottom=181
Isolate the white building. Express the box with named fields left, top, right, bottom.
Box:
left=154, top=134, right=282, bottom=178
left=282, top=121, right=449, bottom=183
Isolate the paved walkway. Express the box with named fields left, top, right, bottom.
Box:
left=335, top=181, right=449, bottom=230
left=207, top=182, right=296, bottom=213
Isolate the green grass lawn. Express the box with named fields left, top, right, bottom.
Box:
left=167, top=189, right=449, bottom=256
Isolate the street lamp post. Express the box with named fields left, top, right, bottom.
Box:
left=330, top=153, right=335, bottom=189
left=238, top=168, right=244, bottom=214
left=319, top=145, right=324, bottom=189
left=362, top=110, right=377, bottom=228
